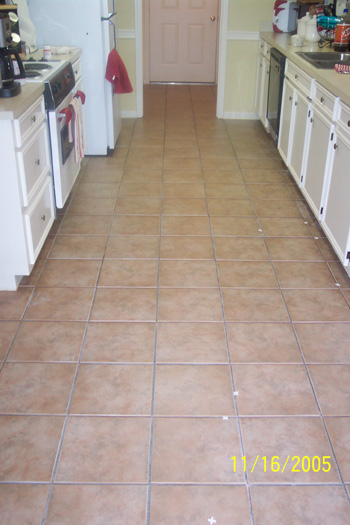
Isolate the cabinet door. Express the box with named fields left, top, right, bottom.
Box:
left=255, top=53, right=263, bottom=116
left=261, top=57, right=270, bottom=129
left=289, top=91, right=310, bottom=186
left=323, top=130, right=350, bottom=266
left=278, top=78, right=294, bottom=165
left=303, top=108, right=333, bottom=220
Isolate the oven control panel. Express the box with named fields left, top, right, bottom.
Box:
left=44, top=63, right=75, bottom=110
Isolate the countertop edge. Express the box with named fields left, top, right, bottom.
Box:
left=260, top=32, right=350, bottom=107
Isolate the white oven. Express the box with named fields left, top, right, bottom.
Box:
left=23, top=59, right=85, bottom=208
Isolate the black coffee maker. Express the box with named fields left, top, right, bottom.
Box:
left=0, top=13, right=25, bottom=98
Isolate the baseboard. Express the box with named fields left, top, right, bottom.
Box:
left=222, top=112, right=259, bottom=120
left=121, top=110, right=138, bottom=118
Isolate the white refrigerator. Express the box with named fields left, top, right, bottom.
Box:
left=28, top=0, right=122, bottom=156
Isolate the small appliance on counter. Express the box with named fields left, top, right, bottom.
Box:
left=273, top=0, right=299, bottom=33
left=0, top=13, right=25, bottom=97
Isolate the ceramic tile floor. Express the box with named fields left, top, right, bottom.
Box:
left=1, top=84, right=350, bottom=524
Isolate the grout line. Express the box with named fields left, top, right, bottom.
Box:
left=40, top=119, right=137, bottom=525
left=223, top=119, right=350, bottom=506
left=190, top=86, right=256, bottom=525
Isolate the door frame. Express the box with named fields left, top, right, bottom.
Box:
left=134, top=0, right=228, bottom=118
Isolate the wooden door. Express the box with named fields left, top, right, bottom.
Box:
left=149, top=0, right=219, bottom=83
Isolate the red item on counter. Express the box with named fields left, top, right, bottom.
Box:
left=105, top=48, right=133, bottom=94
left=335, top=63, right=350, bottom=74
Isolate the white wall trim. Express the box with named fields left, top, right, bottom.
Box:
left=118, top=29, right=136, bottom=39
left=135, top=0, right=143, bottom=117
left=223, top=112, right=259, bottom=120
left=227, top=31, right=260, bottom=41
left=216, top=0, right=229, bottom=119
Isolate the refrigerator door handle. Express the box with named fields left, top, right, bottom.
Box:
left=101, top=0, right=116, bottom=22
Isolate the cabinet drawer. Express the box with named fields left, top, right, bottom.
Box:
left=13, top=96, right=46, bottom=148
left=72, top=58, right=82, bottom=82
left=314, top=83, right=339, bottom=121
left=285, top=61, right=314, bottom=97
left=264, top=42, right=271, bottom=60
left=17, top=123, right=51, bottom=206
left=337, top=101, right=350, bottom=135
left=24, top=177, right=55, bottom=264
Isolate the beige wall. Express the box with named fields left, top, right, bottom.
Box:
left=224, top=0, right=275, bottom=116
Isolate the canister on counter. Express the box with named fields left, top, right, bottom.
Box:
left=43, top=45, right=52, bottom=60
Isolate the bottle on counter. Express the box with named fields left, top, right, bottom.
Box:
left=43, top=45, right=52, bottom=61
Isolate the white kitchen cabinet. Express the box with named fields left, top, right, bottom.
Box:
left=0, top=94, right=55, bottom=290
left=255, top=40, right=270, bottom=130
left=322, top=103, right=350, bottom=270
left=278, top=78, right=294, bottom=165
left=289, top=90, right=310, bottom=186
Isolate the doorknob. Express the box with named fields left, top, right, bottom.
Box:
left=210, top=15, right=216, bottom=21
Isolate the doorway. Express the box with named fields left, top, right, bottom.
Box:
left=143, top=0, right=219, bottom=84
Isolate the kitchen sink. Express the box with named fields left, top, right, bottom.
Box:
left=296, top=51, right=350, bottom=69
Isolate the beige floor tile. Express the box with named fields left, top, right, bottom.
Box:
left=164, top=146, right=200, bottom=158
left=150, top=486, right=251, bottom=525
left=253, top=199, right=302, bottom=218
left=274, top=261, right=337, bottom=289
left=0, top=415, right=64, bottom=481
left=122, top=169, right=163, bottom=183
left=283, top=289, right=350, bottom=322
left=74, top=182, right=119, bottom=199
left=308, top=365, right=350, bottom=416
left=325, top=417, right=350, bottom=482
left=328, top=262, right=350, bottom=288
left=99, top=259, right=158, bottom=287
left=163, top=183, right=205, bottom=199
left=214, top=237, right=269, bottom=260
left=295, top=323, right=350, bottom=363
left=205, top=183, right=249, bottom=199
left=82, top=322, right=155, bottom=363
left=251, top=486, right=350, bottom=525
left=207, top=198, right=255, bottom=217
left=163, top=169, right=202, bottom=183
left=239, top=159, right=280, bottom=170
left=56, top=417, right=150, bottom=482
left=211, top=217, right=260, bottom=236
left=202, top=169, right=244, bottom=184
left=218, top=261, right=277, bottom=288
left=105, top=235, right=159, bottom=259
left=119, top=182, right=162, bottom=198
left=0, top=484, right=49, bottom=525
left=156, top=322, right=227, bottom=363
left=247, top=183, right=293, bottom=200
left=162, top=198, right=208, bottom=215
left=115, top=197, right=162, bottom=215
left=222, top=289, right=288, bottom=322
left=128, top=146, right=164, bottom=158
left=233, top=364, right=318, bottom=415
left=37, top=260, right=101, bottom=287
left=160, top=236, right=214, bottom=259
left=201, top=158, right=239, bottom=171
left=0, top=288, right=33, bottom=320
left=242, top=169, right=288, bottom=184
left=50, top=235, right=107, bottom=259
left=67, top=196, right=116, bottom=216
left=0, top=321, right=19, bottom=360
left=316, top=238, right=340, bottom=261
left=91, top=288, right=157, bottom=321
left=158, top=288, right=223, bottom=321
left=24, top=288, right=94, bottom=321
left=154, top=365, right=234, bottom=416
left=162, top=216, right=211, bottom=236
left=260, top=217, right=313, bottom=237
left=60, top=215, right=111, bottom=235
left=124, top=156, right=163, bottom=170
left=46, top=485, right=147, bottom=525
left=110, top=215, right=160, bottom=235
left=0, top=363, right=75, bottom=414
left=240, top=417, right=339, bottom=483
left=159, top=260, right=218, bottom=287
left=266, top=238, right=323, bottom=261
left=163, top=157, right=201, bottom=171
left=227, top=323, right=301, bottom=363
left=70, top=364, right=153, bottom=415
left=9, top=321, right=85, bottom=362
left=151, top=418, right=243, bottom=483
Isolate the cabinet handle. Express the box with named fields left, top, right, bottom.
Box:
left=35, top=158, right=40, bottom=166
left=334, top=143, right=338, bottom=150
left=295, top=101, right=298, bottom=106
left=320, top=96, right=325, bottom=103
left=41, top=214, right=46, bottom=221
left=31, top=115, right=36, bottom=123
left=348, top=120, right=350, bottom=127
left=295, top=74, right=298, bottom=80
left=310, top=118, right=313, bottom=123
left=289, top=96, right=293, bottom=101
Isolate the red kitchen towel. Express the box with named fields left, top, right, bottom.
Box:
left=105, top=48, right=133, bottom=94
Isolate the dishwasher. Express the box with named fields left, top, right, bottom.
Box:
left=267, top=47, right=286, bottom=143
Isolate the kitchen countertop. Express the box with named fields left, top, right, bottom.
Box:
left=260, top=32, right=350, bottom=106
left=0, top=47, right=81, bottom=121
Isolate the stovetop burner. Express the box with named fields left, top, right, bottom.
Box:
left=24, top=70, right=43, bottom=78
left=23, top=59, right=66, bottom=83
left=24, top=63, right=53, bottom=71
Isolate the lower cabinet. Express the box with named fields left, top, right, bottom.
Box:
left=289, top=90, right=310, bottom=187
left=278, top=78, right=294, bottom=165
left=322, top=128, right=350, bottom=266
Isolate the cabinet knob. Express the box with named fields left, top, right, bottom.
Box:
left=295, top=74, right=298, bottom=80
left=35, top=158, right=40, bottom=166
left=348, top=120, right=350, bottom=127
left=31, top=115, right=36, bottom=123
left=320, top=96, right=325, bottom=103
left=334, top=143, right=338, bottom=150
left=289, top=96, right=293, bottom=101
left=310, top=118, right=313, bottom=123
left=41, top=214, right=46, bottom=221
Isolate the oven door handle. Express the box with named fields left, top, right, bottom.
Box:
left=58, top=113, right=67, bottom=124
